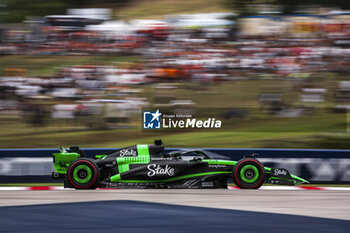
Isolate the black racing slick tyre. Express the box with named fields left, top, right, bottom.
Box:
left=233, top=158, right=265, bottom=189
left=67, top=158, right=100, bottom=189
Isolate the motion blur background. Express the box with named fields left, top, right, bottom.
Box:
left=1, top=0, right=350, bottom=149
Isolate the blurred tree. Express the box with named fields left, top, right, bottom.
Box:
left=227, top=0, right=350, bottom=16
left=6, top=0, right=70, bottom=22
left=277, top=0, right=350, bottom=14
left=5, top=0, right=133, bottom=22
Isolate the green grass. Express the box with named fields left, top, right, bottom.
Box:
left=7, top=0, right=230, bottom=22
left=114, top=0, right=230, bottom=20
left=0, top=56, right=349, bottom=149
left=0, top=110, right=348, bottom=149
left=0, top=55, right=139, bottom=76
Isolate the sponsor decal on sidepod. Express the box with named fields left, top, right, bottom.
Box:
left=147, top=164, right=175, bottom=177
left=119, top=149, right=137, bottom=157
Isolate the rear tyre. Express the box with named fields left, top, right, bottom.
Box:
left=233, top=158, right=265, bottom=189
left=67, top=158, right=100, bottom=189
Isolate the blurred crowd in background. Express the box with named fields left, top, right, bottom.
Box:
left=1, top=6, right=350, bottom=130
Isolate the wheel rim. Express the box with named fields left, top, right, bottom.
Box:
left=240, top=164, right=259, bottom=183
left=73, top=165, right=93, bottom=184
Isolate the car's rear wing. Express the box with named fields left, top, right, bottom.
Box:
left=52, top=146, right=83, bottom=179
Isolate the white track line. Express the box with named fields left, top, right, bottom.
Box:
left=321, top=187, right=350, bottom=191
left=0, top=187, right=28, bottom=191
left=227, top=186, right=301, bottom=190
left=259, top=186, right=303, bottom=190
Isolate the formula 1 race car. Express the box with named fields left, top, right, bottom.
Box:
left=52, top=140, right=309, bottom=189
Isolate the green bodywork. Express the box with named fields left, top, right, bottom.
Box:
left=110, top=171, right=232, bottom=183
left=269, top=174, right=309, bottom=185
left=115, top=144, right=151, bottom=174
left=53, top=152, right=80, bottom=174
left=53, top=144, right=309, bottom=185
left=109, top=157, right=308, bottom=185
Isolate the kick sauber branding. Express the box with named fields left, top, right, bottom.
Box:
left=147, top=164, right=175, bottom=177
left=119, top=149, right=137, bottom=157
left=143, top=109, right=222, bottom=129
left=273, top=169, right=287, bottom=176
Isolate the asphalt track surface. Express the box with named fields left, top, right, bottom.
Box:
left=0, top=190, right=349, bottom=232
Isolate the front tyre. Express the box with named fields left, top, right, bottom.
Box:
left=67, top=158, right=100, bottom=189
left=233, top=158, right=265, bottom=189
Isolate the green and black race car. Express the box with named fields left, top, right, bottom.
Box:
left=52, top=140, right=309, bottom=189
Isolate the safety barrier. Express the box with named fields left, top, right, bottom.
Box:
left=0, top=148, right=349, bottom=183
